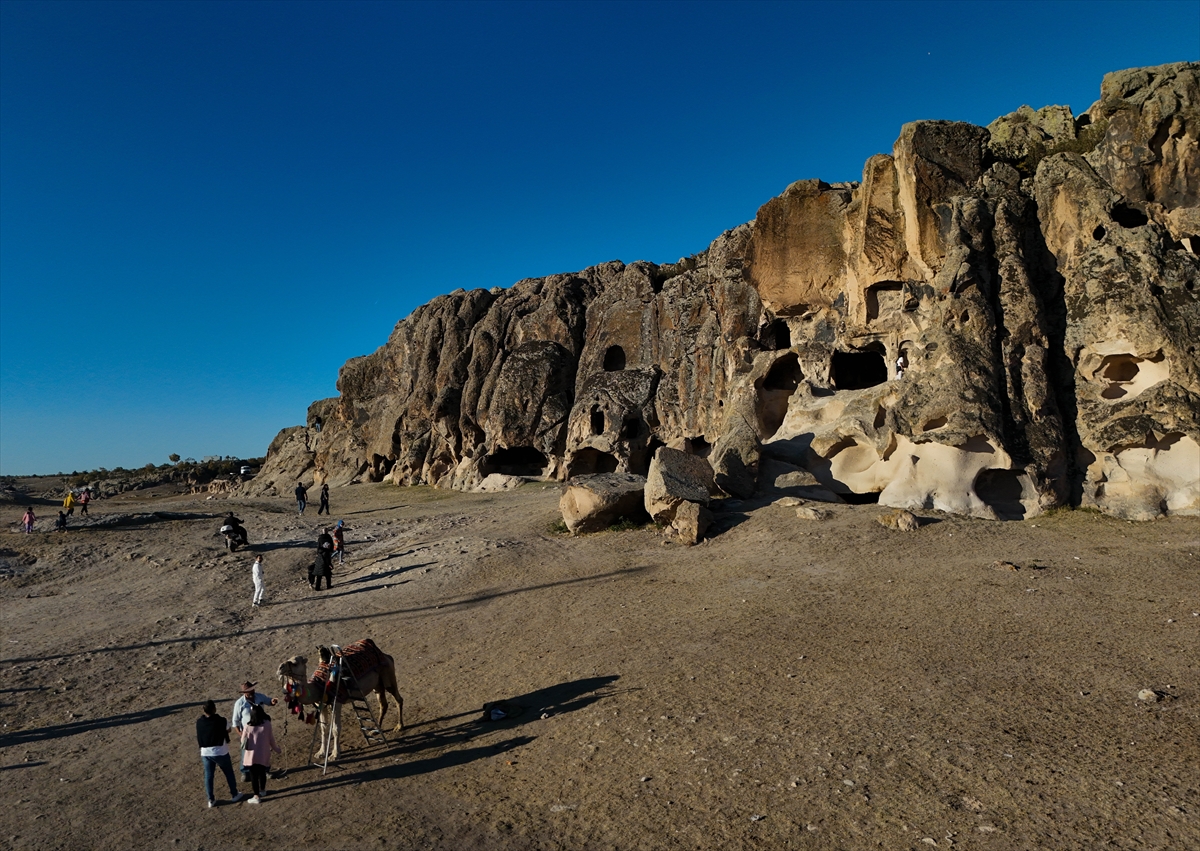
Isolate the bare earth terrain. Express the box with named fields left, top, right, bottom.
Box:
left=1, top=480, right=1197, bottom=850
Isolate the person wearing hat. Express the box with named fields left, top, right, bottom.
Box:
left=231, top=682, right=277, bottom=782
left=197, top=699, right=248, bottom=808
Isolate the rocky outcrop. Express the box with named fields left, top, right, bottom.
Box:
left=559, top=473, right=647, bottom=535
left=253, top=64, right=1200, bottom=522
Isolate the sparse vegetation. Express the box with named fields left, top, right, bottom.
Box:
left=1015, top=118, right=1109, bottom=178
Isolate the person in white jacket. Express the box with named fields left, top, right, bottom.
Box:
left=251, top=555, right=265, bottom=607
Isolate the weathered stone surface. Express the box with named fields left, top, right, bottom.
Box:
left=670, top=500, right=712, bottom=545
left=559, top=472, right=647, bottom=535
left=644, top=447, right=714, bottom=524
left=795, top=505, right=832, bottom=521
left=877, top=509, right=920, bottom=532
left=252, top=64, right=1200, bottom=523
left=476, top=474, right=526, bottom=493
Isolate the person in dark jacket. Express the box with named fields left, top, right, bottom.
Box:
left=317, top=483, right=330, bottom=515
left=197, top=700, right=247, bottom=808
left=295, top=482, right=308, bottom=515
left=313, top=529, right=334, bottom=590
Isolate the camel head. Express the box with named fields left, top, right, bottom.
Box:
left=318, top=645, right=333, bottom=665
left=277, top=655, right=308, bottom=683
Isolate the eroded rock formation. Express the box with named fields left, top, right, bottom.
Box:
left=251, top=63, right=1200, bottom=522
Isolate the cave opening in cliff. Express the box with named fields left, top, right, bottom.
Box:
left=590, top=407, right=605, bottom=435
left=866, top=282, right=904, bottom=323
left=603, top=346, right=626, bottom=371
left=567, top=448, right=619, bottom=477
left=482, top=446, right=548, bottom=477
left=757, top=353, right=804, bottom=438
left=831, top=347, right=887, bottom=391
left=1112, top=204, right=1149, bottom=228
left=974, top=468, right=1027, bottom=520
left=763, top=319, right=791, bottom=351
left=620, top=415, right=644, bottom=440
left=839, top=491, right=881, bottom=505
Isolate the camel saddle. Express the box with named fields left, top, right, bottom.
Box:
left=312, top=638, right=386, bottom=701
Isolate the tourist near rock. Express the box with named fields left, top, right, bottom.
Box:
left=250, top=63, right=1199, bottom=523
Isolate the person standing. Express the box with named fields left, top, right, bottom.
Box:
left=21, top=507, right=35, bottom=533
left=251, top=555, right=265, bottom=607
left=314, top=529, right=334, bottom=590
left=240, top=704, right=281, bottom=803
left=78, top=488, right=91, bottom=517
left=295, top=482, right=308, bottom=515
left=231, top=682, right=278, bottom=782
left=54, top=511, right=68, bottom=532
left=63, top=490, right=76, bottom=517
left=317, top=483, right=330, bottom=515
left=197, top=699, right=247, bottom=808
left=332, top=520, right=347, bottom=565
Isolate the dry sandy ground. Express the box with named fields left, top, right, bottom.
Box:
left=1, top=479, right=1197, bottom=850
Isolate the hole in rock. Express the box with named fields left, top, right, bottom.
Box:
left=620, top=416, right=644, bottom=440
left=840, top=491, right=881, bottom=505
left=866, top=282, right=904, bottom=323
left=1112, top=205, right=1149, bottom=228
left=590, top=407, right=605, bottom=436
left=960, top=311, right=970, bottom=324
left=974, top=468, right=1028, bottom=520
left=758, top=353, right=804, bottom=438
left=923, top=416, right=948, bottom=431
left=482, top=446, right=548, bottom=477
left=603, top=346, right=626, bottom=372
left=1101, top=384, right=1128, bottom=400
left=567, top=448, right=618, bottom=477
left=1102, top=357, right=1140, bottom=382
left=831, top=348, right=888, bottom=391
left=763, top=319, right=791, bottom=351
left=1093, top=224, right=1107, bottom=240
left=685, top=436, right=711, bottom=458
left=874, top=407, right=887, bottom=429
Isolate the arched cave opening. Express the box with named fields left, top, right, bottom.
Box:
left=620, top=415, right=644, bottom=440
left=974, top=468, right=1027, bottom=520
left=831, top=348, right=888, bottom=391
left=757, top=353, right=804, bottom=438
left=590, top=407, right=605, bottom=436
left=686, top=436, right=711, bottom=458
left=1112, top=204, right=1149, bottom=228
left=839, top=491, right=881, bottom=505
left=603, top=346, right=626, bottom=371
left=482, top=446, right=548, bottom=477
left=567, top=448, right=619, bottom=477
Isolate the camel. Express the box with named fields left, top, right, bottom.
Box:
left=276, top=638, right=404, bottom=761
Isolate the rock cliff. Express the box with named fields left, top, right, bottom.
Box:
left=251, top=63, right=1199, bottom=522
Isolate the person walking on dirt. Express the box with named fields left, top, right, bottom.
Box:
left=251, top=555, right=265, bottom=607
left=317, top=483, right=330, bottom=515
left=232, top=682, right=278, bottom=783
left=63, top=490, right=76, bottom=517
left=240, top=703, right=281, bottom=803
left=55, top=511, right=68, bottom=532
left=332, top=520, right=347, bottom=565
left=21, top=507, right=35, bottom=533
left=197, top=699, right=247, bottom=808
left=79, top=487, right=91, bottom=516
left=295, top=482, right=308, bottom=515
left=314, top=529, right=334, bottom=590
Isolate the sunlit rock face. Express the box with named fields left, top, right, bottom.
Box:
left=251, top=63, right=1199, bottom=521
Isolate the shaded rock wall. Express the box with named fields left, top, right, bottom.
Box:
left=251, top=63, right=1200, bottom=521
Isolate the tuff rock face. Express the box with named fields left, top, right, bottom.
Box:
left=251, top=63, right=1200, bottom=522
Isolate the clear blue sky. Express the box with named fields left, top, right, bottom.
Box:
left=2, top=0, right=1197, bottom=475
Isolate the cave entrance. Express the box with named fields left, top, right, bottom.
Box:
left=567, top=448, right=619, bottom=477
left=762, top=319, right=791, bottom=351
left=831, top=347, right=887, bottom=391
left=974, top=468, right=1027, bottom=520
left=757, top=353, right=804, bottom=438
left=603, top=346, right=626, bottom=371
left=482, top=446, right=548, bottom=477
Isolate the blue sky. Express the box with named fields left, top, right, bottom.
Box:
left=2, top=0, right=1197, bottom=475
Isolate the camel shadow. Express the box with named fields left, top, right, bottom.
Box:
left=273, top=675, right=621, bottom=796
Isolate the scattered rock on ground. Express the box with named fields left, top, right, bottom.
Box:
left=876, top=510, right=920, bottom=532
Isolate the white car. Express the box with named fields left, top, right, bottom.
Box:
left=239, top=465, right=252, bottom=475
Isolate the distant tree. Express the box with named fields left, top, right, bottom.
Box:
left=169, top=453, right=181, bottom=464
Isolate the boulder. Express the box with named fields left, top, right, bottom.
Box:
left=476, top=474, right=525, bottom=493
left=559, top=473, right=647, bottom=535
left=670, top=500, right=713, bottom=545
left=644, top=447, right=714, bottom=524
left=710, top=416, right=761, bottom=498
left=876, top=509, right=921, bottom=532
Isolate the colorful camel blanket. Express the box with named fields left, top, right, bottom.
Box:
left=311, top=638, right=387, bottom=702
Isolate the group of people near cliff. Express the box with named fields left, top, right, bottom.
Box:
left=196, top=682, right=282, bottom=807
left=17, top=487, right=93, bottom=534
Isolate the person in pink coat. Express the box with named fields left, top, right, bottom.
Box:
left=239, top=703, right=281, bottom=803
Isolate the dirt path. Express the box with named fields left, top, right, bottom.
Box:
left=1, top=481, right=1197, bottom=849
